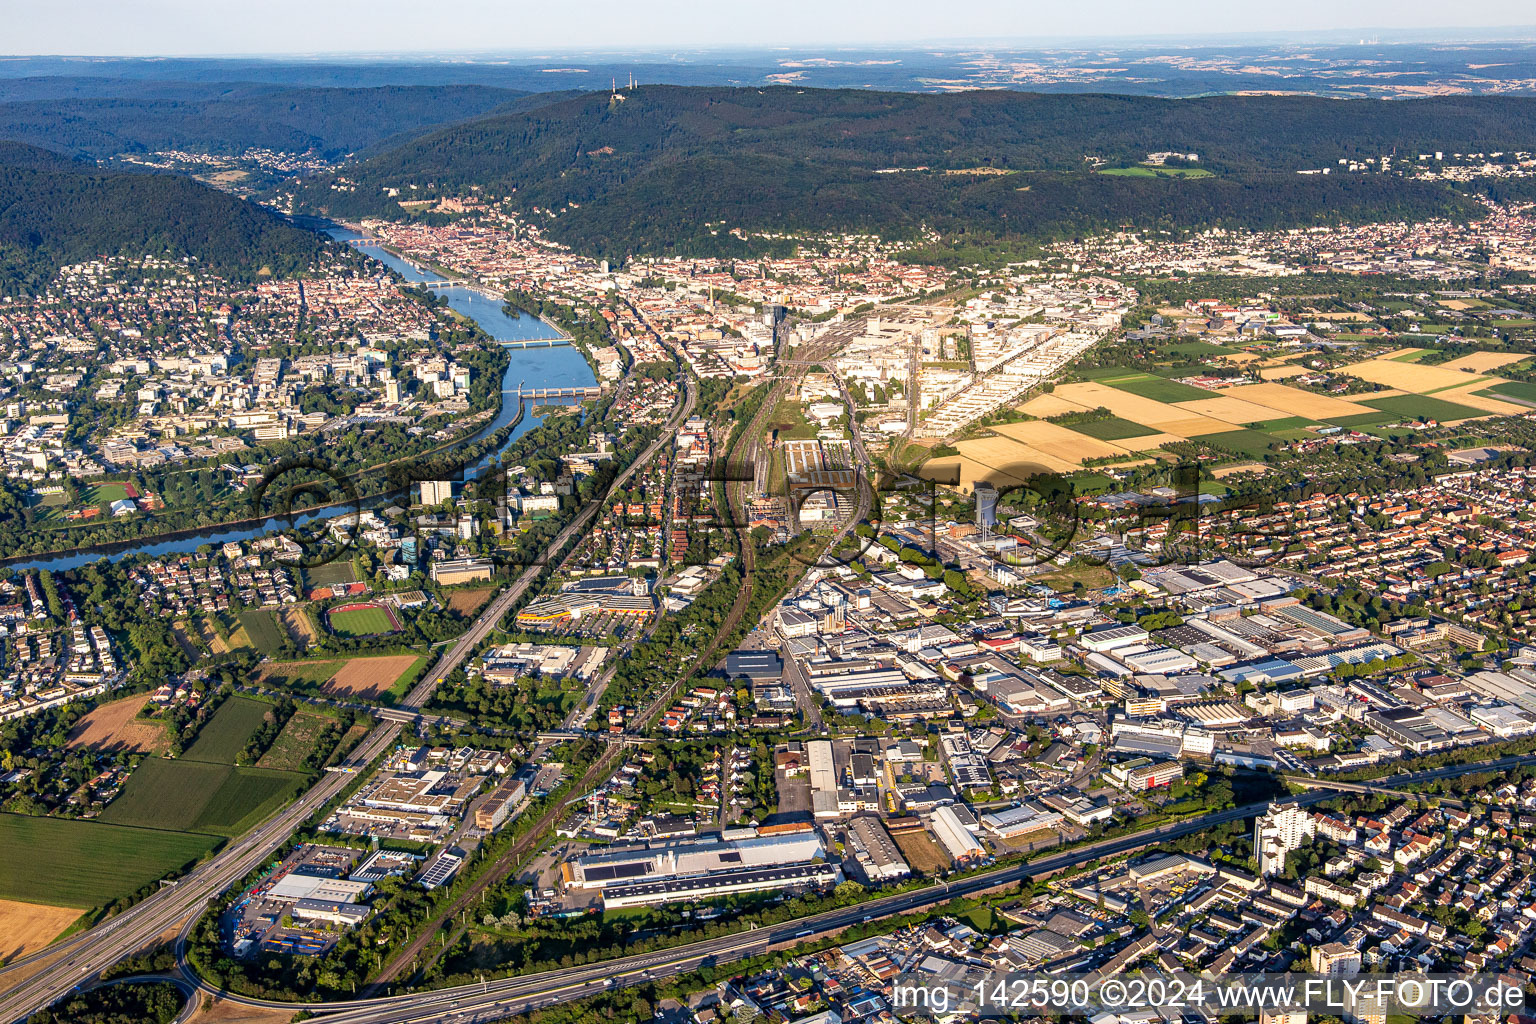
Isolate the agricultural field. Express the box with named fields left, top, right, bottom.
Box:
left=65, top=694, right=168, bottom=755
left=97, top=757, right=302, bottom=837
left=934, top=371, right=1422, bottom=490
left=1336, top=356, right=1527, bottom=416
left=257, top=653, right=423, bottom=701
left=1067, top=416, right=1155, bottom=441
left=238, top=609, right=287, bottom=655
left=281, top=606, right=319, bottom=647
left=1200, top=429, right=1283, bottom=459
left=1478, top=380, right=1536, bottom=406
left=1083, top=371, right=1212, bottom=403
left=0, top=814, right=215, bottom=909
left=327, top=654, right=422, bottom=699
left=1360, top=394, right=1491, bottom=423
left=1442, top=352, right=1530, bottom=373
left=446, top=587, right=495, bottom=615
left=0, top=898, right=81, bottom=960
left=182, top=696, right=271, bottom=764
left=256, top=710, right=334, bottom=771
left=326, top=602, right=400, bottom=637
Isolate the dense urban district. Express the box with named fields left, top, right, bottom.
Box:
left=12, top=77, right=1536, bottom=1024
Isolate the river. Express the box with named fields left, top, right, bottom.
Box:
left=6, top=226, right=597, bottom=572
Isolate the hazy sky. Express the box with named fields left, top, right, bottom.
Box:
left=6, top=0, right=1535, bottom=56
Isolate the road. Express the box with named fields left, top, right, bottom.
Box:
left=16, top=736, right=1530, bottom=1024
left=163, top=749, right=1536, bottom=1024
left=0, top=718, right=404, bottom=1024
left=175, top=789, right=1324, bottom=1024
left=0, top=347, right=699, bottom=1024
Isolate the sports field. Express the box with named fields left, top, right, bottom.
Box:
left=327, top=602, right=400, bottom=637
left=0, top=814, right=215, bottom=908
left=97, top=757, right=302, bottom=837
left=304, top=561, right=359, bottom=588
left=182, top=696, right=271, bottom=764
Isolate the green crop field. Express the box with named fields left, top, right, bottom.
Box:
left=0, top=814, right=215, bottom=908
left=1361, top=394, right=1488, bottom=423
left=1257, top=417, right=1315, bottom=432
left=238, top=609, right=286, bottom=655
left=182, top=696, right=270, bottom=763
left=98, top=757, right=303, bottom=837
left=1325, top=410, right=1398, bottom=429
left=1070, top=416, right=1156, bottom=441
left=189, top=768, right=305, bottom=836
left=1099, top=372, right=1212, bottom=403
left=1480, top=380, right=1536, bottom=406
left=327, top=604, right=397, bottom=637
left=1201, top=429, right=1282, bottom=459
left=257, top=710, right=334, bottom=771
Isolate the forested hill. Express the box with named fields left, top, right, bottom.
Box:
left=290, top=86, right=1532, bottom=258
left=0, top=143, right=332, bottom=294
left=0, top=81, right=536, bottom=159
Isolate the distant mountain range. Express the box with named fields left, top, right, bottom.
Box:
left=4, top=44, right=1536, bottom=98
left=0, top=142, right=332, bottom=293
left=287, top=86, right=1533, bottom=259
left=0, top=80, right=539, bottom=159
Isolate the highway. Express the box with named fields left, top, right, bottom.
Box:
left=145, top=750, right=1536, bottom=1024
left=0, top=353, right=698, bottom=1024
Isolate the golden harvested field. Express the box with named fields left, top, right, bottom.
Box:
left=921, top=455, right=1054, bottom=492
left=1051, top=382, right=1233, bottom=436
left=1171, top=395, right=1284, bottom=425
left=1424, top=381, right=1529, bottom=416
left=1211, top=462, right=1271, bottom=479
left=1112, top=432, right=1185, bottom=451
left=1219, top=351, right=1263, bottom=365
left=65, top=695, right=167, bottom=754
left=1016, top=393, right=1089, bottom=418
left=1222, top=382, right=1371, bottom=420
left=1442, top=352, right=1531, bottom=373
left=185, top=997, right=291, bottom=1024
left=952, top=438, right=1079, bottom=476
left=988, top=421, right=1129, bottom=461
left=0, top=899, right=79, bottom=961
left=325, top=655, right=420, bottom=698
left=446, top=588, right=495, bottom=615
left=1340, top=357, right=1490, bottom=394
left=1259, top=364, right=1311, bottom=380
left=281, top=607, right=318, bottom=646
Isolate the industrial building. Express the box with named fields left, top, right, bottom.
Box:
left=561, top=827, right=836, bottom=908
